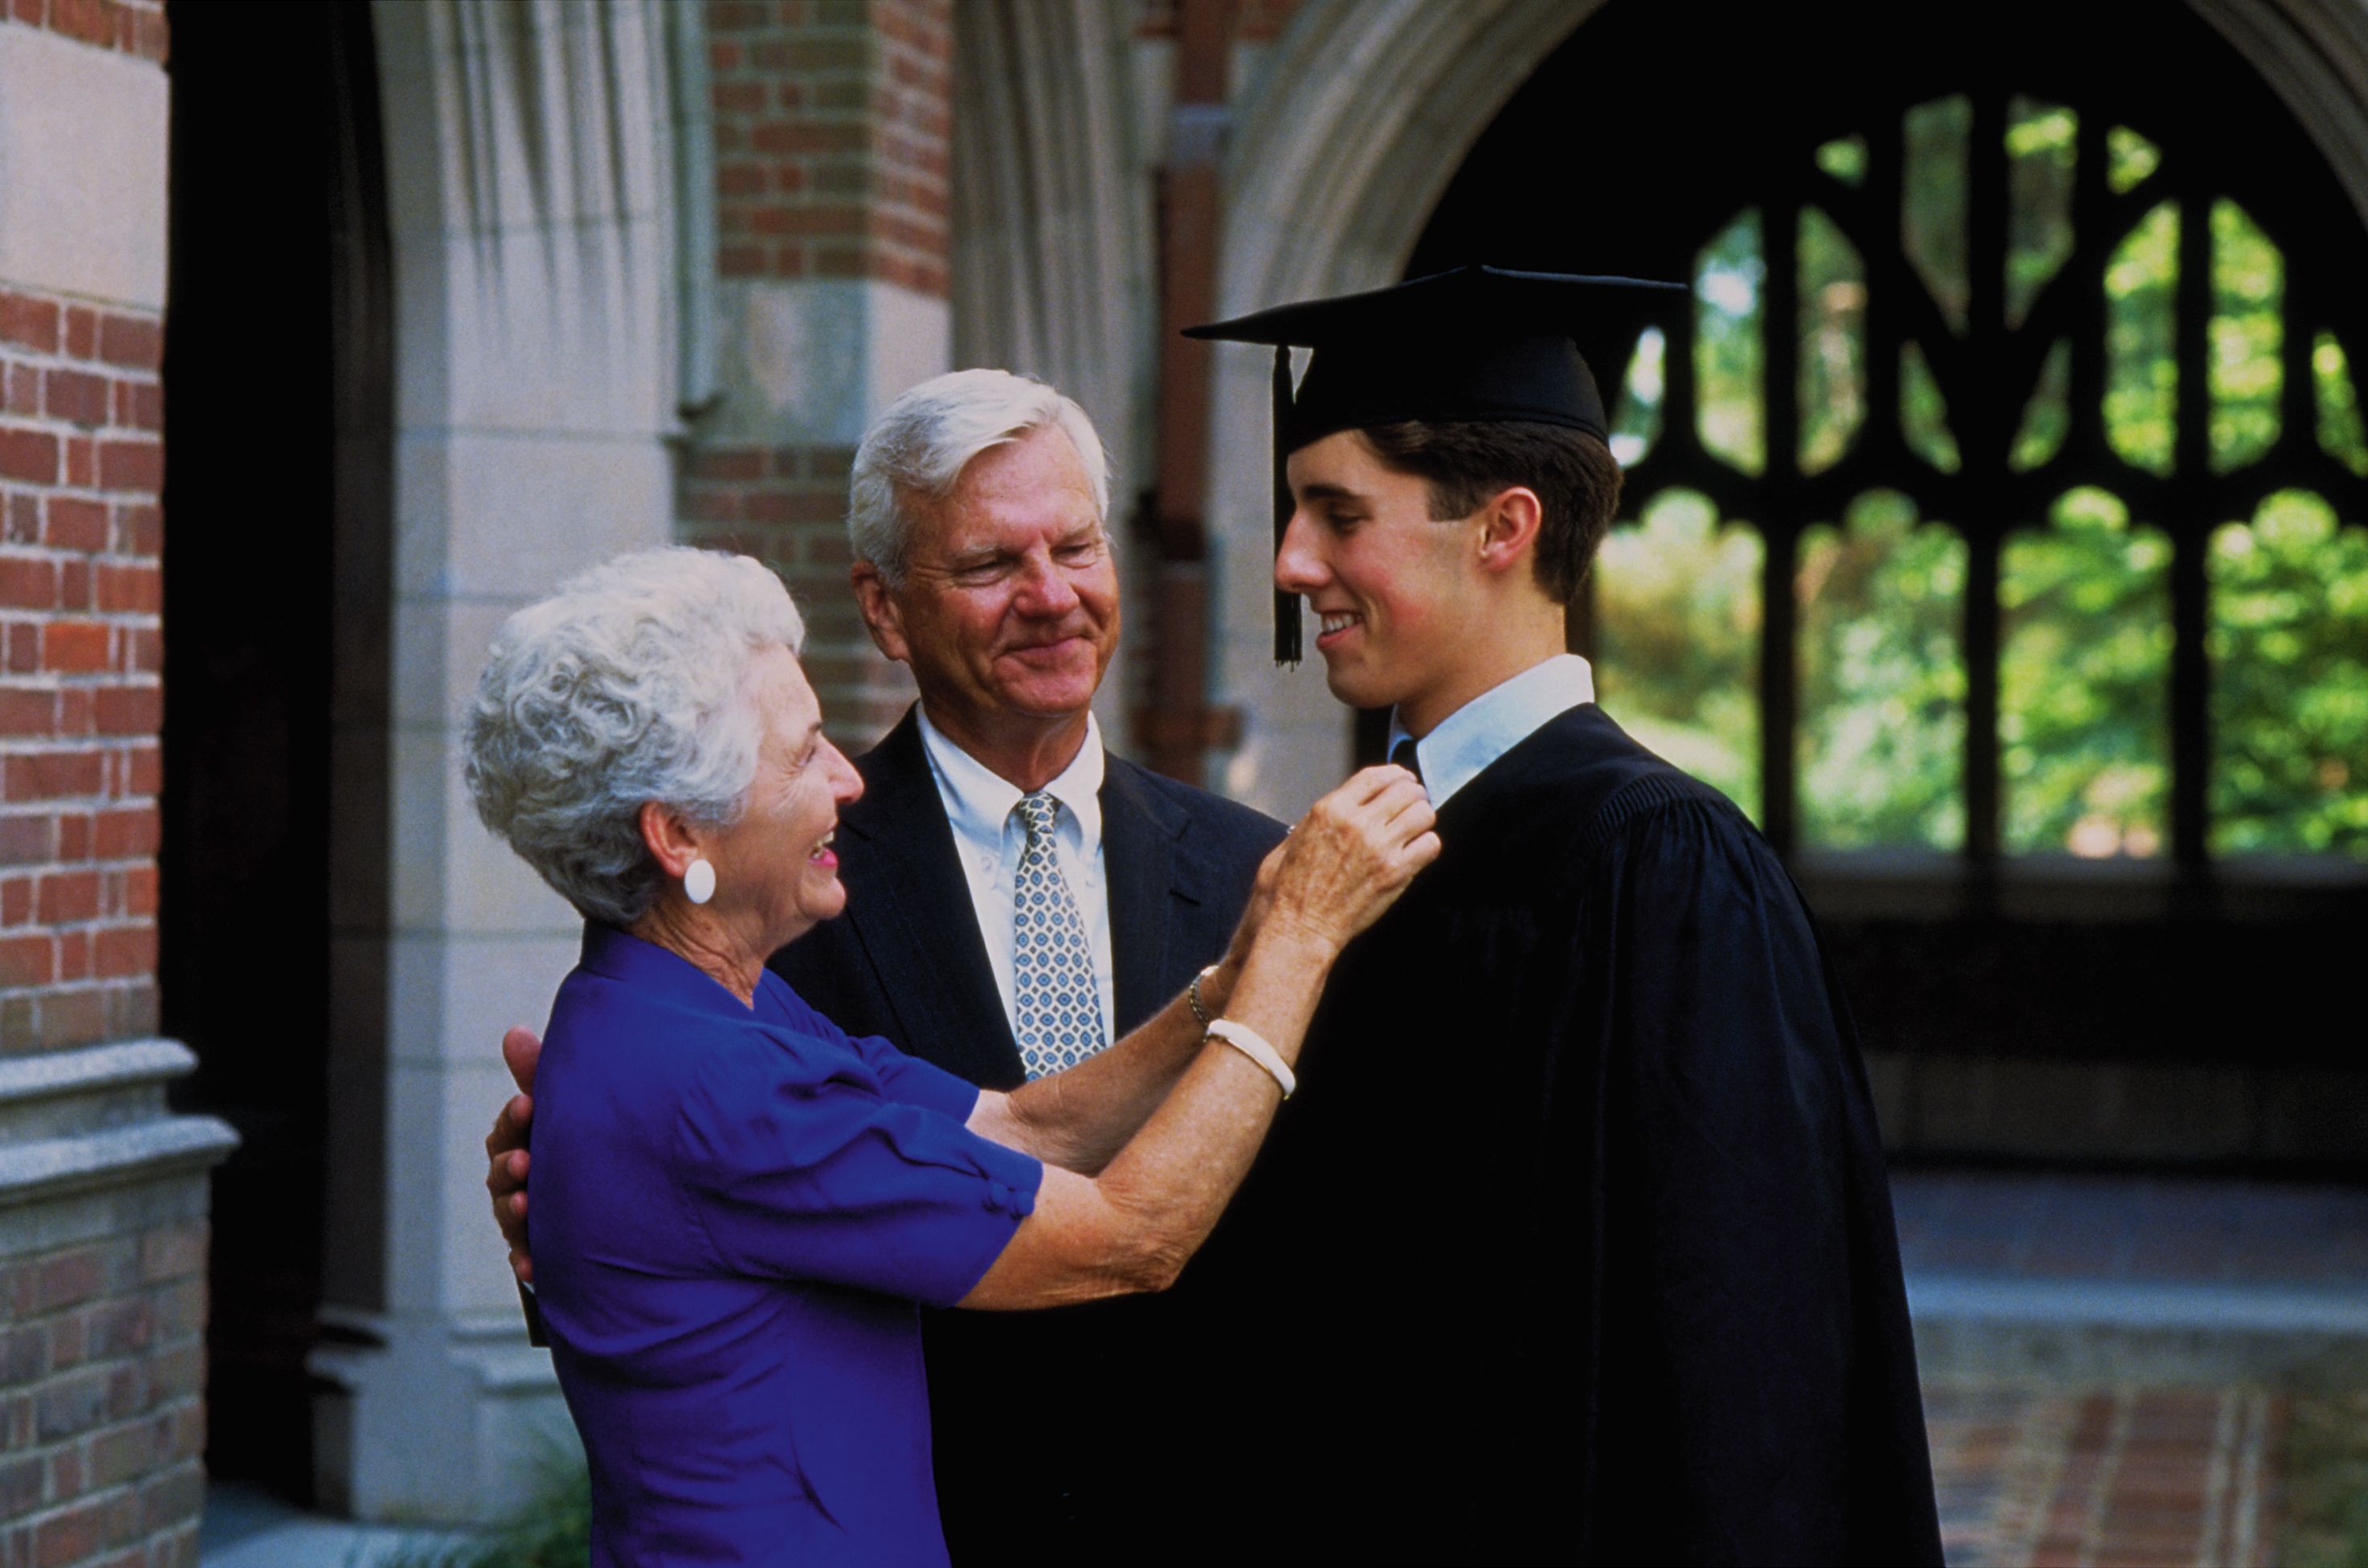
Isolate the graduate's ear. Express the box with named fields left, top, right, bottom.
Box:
left=637, top=800, right=711, bottom=881
left=850, top=561, right=912, bottom=665
left=1473, top=484, right=1545, bottom=580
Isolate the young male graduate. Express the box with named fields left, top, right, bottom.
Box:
left=1180, top=268, right=1944, bottom=1565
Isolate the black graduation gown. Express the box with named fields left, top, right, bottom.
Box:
left=1185, top=704, right=1941, bottom=1566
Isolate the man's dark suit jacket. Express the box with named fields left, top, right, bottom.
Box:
left=769, top=705, right=1284, bottom=1562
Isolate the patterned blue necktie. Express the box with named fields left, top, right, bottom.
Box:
left=1011, top=790, right=1107, bottom=1079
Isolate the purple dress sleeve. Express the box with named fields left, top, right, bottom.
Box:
left=671, top=1013, right=1044, bottom=1309
left=759, top=967, right=989, bottom=1120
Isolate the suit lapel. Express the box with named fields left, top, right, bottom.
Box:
left=839, top=709, right=1023, bottom=1086
left=1100, top=757, right=1194, bottom=1035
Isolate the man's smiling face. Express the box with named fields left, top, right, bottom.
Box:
left=1276, top=429, right=1479, bottom=732
left=876, top=423, right=1120, bottom=742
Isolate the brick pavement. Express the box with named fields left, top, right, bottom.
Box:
left=1898, top=1171, right=2368, bottom=1568
left=1927, top=1381, right=2283, bottom=1567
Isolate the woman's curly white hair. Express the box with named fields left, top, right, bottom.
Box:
left=463, top=547, right=806, bottom=926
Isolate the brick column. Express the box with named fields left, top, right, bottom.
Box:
left=0, top=5, right=236, bottom=1565
left=680, top=0, right=953, bottom=746
left=0, top=290, right=165, bottom=1048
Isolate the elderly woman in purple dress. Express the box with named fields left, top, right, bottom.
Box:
left=461, top=546, right=1434, bottom=1566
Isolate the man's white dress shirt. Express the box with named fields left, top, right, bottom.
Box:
left=916, top=704, right=1117, bottom=1047
left=1386, top=653, right=1598, bottom=807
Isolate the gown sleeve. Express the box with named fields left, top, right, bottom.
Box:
left=1568, top=786, right=1940, bottom=1564
left=671, top=1020, right=1044, bottom=1309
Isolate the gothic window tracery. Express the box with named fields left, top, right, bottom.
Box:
left=1594, top=90, right=2368, bottom=867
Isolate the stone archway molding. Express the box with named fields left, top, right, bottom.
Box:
left=1201, top=0, right=2368, bottom=824
left=1206, top=0, right=1601, bottom=821
left=2191, top=0, right=2368, bottom=230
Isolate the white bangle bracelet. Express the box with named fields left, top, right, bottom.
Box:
left=1204, top=1019, right=1296, bottom=1100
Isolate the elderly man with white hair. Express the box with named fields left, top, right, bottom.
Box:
left=488, top=372, right=1292, bottom=1558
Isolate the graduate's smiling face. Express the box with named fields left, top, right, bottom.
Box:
left=1277, top=430, right=1484, bottom=730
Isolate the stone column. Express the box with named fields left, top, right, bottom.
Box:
left=307, top=0, right=684, bottom=1523
left=949, top=0, right=1152, bottom=758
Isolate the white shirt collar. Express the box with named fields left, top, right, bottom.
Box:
left=915, top=704, right=1105, bottom=849
left=1386, top=654, right=1596, bottom=808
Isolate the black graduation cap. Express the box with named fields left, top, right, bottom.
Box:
left=1186, top=265, right=1686, bottom=662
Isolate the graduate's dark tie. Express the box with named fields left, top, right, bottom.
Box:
left=1390, top=737, right=1424, bottom=786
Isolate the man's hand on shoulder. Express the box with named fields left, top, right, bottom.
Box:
left=486, top=1026, right=541, bottom=1283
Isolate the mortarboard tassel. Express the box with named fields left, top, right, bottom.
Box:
left=1272, top=345, right=1300, bottom=666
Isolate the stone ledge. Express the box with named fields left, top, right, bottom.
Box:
left=0, top=1114, right=239, bottom=1213
left=0, top=1037, right=196, bottom=1104
left=0, top=1039, right=237, bottom=1215
left=1910, top=1272, right=2368, bottom=1384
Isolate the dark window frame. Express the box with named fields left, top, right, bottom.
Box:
left=1606, top=84, right=2368, bottom=896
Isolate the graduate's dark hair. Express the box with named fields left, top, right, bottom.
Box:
left=1357, top=420, right=1623, bottom=604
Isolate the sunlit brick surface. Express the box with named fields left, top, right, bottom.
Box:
left=1927, top=1382, right=2283, bottom=1568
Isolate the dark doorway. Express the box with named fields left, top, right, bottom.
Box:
left=161, top=0, right=390, bottom=1500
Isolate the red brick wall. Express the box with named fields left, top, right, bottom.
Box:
left=0, top=4, right=186, bottom=1557
left=1135, top=0, right=1301, bottom=43
left=708, top=0, right=950, bottom=293
left=688, top=0, right=952, bottom=745
left=680, top=443, right=918, bottom=741
left=0, top=1216, right=207, bottom=1568
left=4, top=0, right=166, bottom=62
left=0, top=284, right=165, bottom=1056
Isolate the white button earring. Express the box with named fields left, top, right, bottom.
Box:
left=684, top=858, right=716, bottom=905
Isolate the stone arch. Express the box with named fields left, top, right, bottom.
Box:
left=2194, top=0, right=2368, bottom=231
left=1201, top=0, right=2368, bottom=823
left=1206, top=0, right=1602, bottom=819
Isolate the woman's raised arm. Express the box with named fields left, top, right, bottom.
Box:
left=956, top=765, right=1434, bottom=1309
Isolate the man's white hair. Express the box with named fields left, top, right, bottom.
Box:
left=847, top=368, right=1112, bottom=586
left=463, top=547, right=806, bottom=927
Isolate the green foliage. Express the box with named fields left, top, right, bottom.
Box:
left=2209, top=492, right=2368, bottom=858
left=1815, top=134, right=1867, bottom=187
left=2278, top=1352, right=2368, bottom=1568
left=2211, top=200, right=2283, bottom=470
left=2105, top=201, right=2178, bottom=475
left=1695, top=212, right=1765, bottom=474
left=1903, top=97, right=1970, bottom=332
left=2010, top=339, right=2072, bottom=471
left=1609, top=325, right=1666, bottom=468
left=1901, top=341, right=1959, bottom=472
left=2006, top=99, right=2076, bottom=327
left=381, top=1448, right=592, bottom=1568
left=1797, top=492, right=1966, bottom=849
left=1798, top=206, right=1864, bottom=474
left=1594, top=490, right=1761, bottom=815
left=2108, top=125, right=2162, bottom=193
left=2001, top=489, right=2170, bottom=855
left=2317, top=333, right=2368, bottom=476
